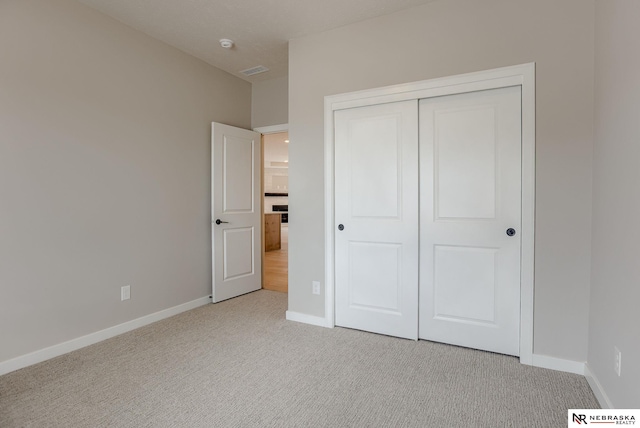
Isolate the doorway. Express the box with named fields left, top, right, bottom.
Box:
left=262, top=130, right=289, bottom=293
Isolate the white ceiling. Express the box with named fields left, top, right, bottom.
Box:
left=77, top=0, right=437, bottom=83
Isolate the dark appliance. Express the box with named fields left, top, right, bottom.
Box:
left=272, top=204, right=288, bottom=223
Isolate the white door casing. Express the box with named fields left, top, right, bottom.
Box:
left=419, top=87, right=522, bottom=356
left=212, top=123, right=262, bottom=302
left=324, top=63, right=535, bottom=364
left=334, top=101, right=419, bottom=340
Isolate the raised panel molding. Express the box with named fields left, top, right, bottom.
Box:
left=434, top=105, right=497, bottom=220
left=349, top=115, right=401, bottom=219
left=433, top=245, right=497, bottom=324
left=223, top=227, right=255, bottom=280
left=223, top=136, right=254, bottom=213
left=348, top=242, right=401, bottom=313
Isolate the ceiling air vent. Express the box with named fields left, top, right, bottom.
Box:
left=240, top=65, right=269, bottom=76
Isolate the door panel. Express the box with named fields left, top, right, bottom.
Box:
left=223, top=136, right=254, bottom=212
left=419, top=87, right=521, bottom=356
left=435, top=106, right=497, bottom=219
left=349, top=116, right=401, bottom=219
left=348, top=242, right=402, bottom=313
left=212, top=123, right=261, bottom=303
left=433, top=245, right=497, bottom=324
left=223, top=227, right=255, bottom=280
left=335, top=100, right=419, bottom=340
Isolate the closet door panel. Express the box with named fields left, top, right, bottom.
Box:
left=419, top=87, right=522, bottom=356
left=334, top=100, right=419, bottom=340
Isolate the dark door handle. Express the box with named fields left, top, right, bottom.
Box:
left=506, top=228, right=516, bottom=236
left=215, top=219, right=229, bottom=225
left=338, top=224, right=344, bottom=231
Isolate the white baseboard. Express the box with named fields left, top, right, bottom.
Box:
left=0, top=296, right=211, bottom=376
left=584, top=364, right=614, bottom=409
left=286, top=310, right=332, bottom=328
left=530, top=355, right=615, bottom=407
left=531, top=354, right=586, bottom=375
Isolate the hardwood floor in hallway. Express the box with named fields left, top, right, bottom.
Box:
left=263, top=225, right=287, bottom=293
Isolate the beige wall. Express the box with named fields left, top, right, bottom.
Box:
left=589, top=0, right=640, bottom=408
left=0, top=0, right=251, bottom=363
left=288, top=0, right=595, bottom=362
left=252, top=76, right=288, bottom=128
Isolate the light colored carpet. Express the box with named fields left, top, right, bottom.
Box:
left=0, top=290, right=598, bottom=427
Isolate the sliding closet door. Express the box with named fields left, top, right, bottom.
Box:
left=419, top=87, right=522, bottom=356
left=334, top=100, right=419, bottom=340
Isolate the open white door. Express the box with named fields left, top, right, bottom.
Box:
left=212, top=122, right=262, bottom=302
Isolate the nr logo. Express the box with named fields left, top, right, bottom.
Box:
left=573, top=413, right=588, bottom=424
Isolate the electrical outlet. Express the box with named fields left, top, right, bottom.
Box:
left=614, top=346, right=622, bottom=376
left=312, top=281, right=320, bottom=295
left=121, top=285, right=131, bottom=301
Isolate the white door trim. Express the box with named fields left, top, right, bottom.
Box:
left=253, top=124, right=288, bottom=294
left=324, top=63, right=535, bottom=365
left=254, top=124, right=288, bottom=134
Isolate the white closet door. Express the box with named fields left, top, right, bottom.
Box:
left=334, top=100, right=419, bottom=340
left=419, top=86, right=522, bottom=356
